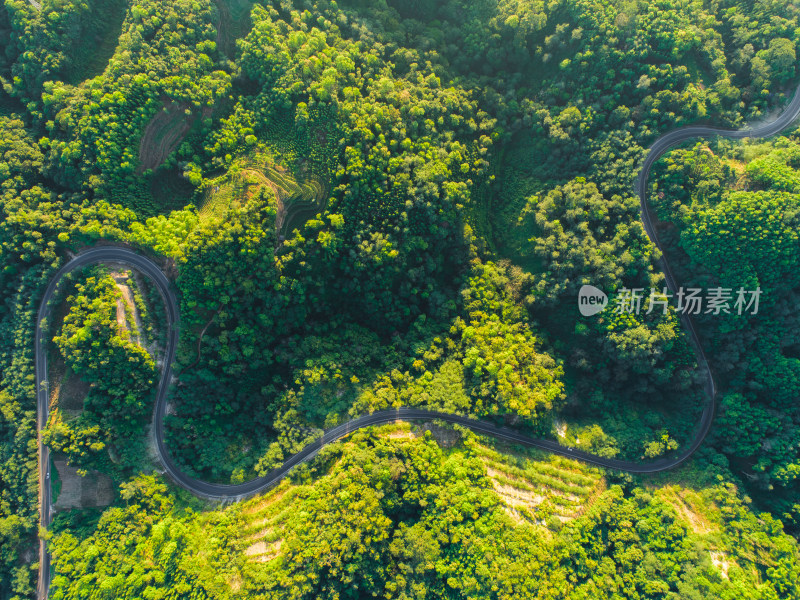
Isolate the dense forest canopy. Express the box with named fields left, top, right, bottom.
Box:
left=0, top=0, right=798, bottom=598
left=45, top=430, right=800, bottom=600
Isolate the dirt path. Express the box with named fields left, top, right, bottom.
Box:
left=111, top=272, right=146, bottom=347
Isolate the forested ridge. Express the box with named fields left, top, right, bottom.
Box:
left=43, top=427, right=800, bottom=599
left=0, top=0, right=799, bottom=597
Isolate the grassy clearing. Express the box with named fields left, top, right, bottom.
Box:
left=109, top=269, right=164, bottom=360
left=46, top=277, right=90, bottom=418
left=56, top=368, right=90, bottom=416
left=52, top=459, right=115, bottom=510
left=656, top=484, right=717, bottom=535
left=486, top=143, right=552, bottom=273
left=732, top=138, right=780, bottom=163
left=683, top=52, right=715, bottom=90
left=148, top=167, right=197, bottom=213
left=240, top=154, right=327, bottom=237
left=645, top=469, right=741, bottom=581
left=198, top=179, right=237, bottom=222
left=50, top=455, right=62, bottom=505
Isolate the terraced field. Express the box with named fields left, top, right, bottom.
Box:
left=237, top=483, right=297, bottom=564
left=474, top=444, right=606, bottom=526
left=230, top=429, right=608, bottom=570
left=225, top=428, right=739, bottom=590
left=200, top=153, right=326, bottom=234
left=138, top=103, right=191, bottom=172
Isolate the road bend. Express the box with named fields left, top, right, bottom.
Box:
left=35, top=82, right=800, bottom=598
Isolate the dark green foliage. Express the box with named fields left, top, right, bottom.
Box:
left=165, top=194, right=286, bottom=481
left=34, top=0, right=230, bottom=212
left=0, top=0, right=798, bottom=596
left=53, top=273, right=156, bottom=402
left=5, top=0, right=127, bottom=95
left=650, top=132, right=800, bottom=527
left=512, top=177, right=654, bottom=303
left=0, top=114, right=63, bottom=599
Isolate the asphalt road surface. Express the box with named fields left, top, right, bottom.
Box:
left=35, top=81, right=800, bottom=599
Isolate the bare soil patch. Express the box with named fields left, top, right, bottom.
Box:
left=420, top=423, right=462, bottom=448
left=244, top=539, right=281, bottom=563
left=386, top=429, right=416, bottom=440
left=487, top=467, right=546, bottom=507
left=660, top=487, right=715, bottom=535
left=709, top=550, right=731, bottom=579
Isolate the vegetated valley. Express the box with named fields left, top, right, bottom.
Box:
left=0, top=0, right=799, bottom=598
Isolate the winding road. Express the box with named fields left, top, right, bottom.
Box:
left=35, top=82, right=800, bottom=598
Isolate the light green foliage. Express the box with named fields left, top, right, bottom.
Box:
left=0, top=114, right=65, bottom=598
left=458, top=262, right=564, bottom=419
left=44, top=270, right=157, bottom=472
left=681, top=190, right=800, bottom=296
left=53, top=273, right=156, bottom=399
left=128, top=208, right=200, bottom=258
left=48, top=474, right=244, bottom=600
left=47, top=431, right=799, bottom=600
left=0, top=0, right=799, bottom=594
left=336, top=260, right=564, bottom=428
left=746, top=143, right=800, bottom=192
